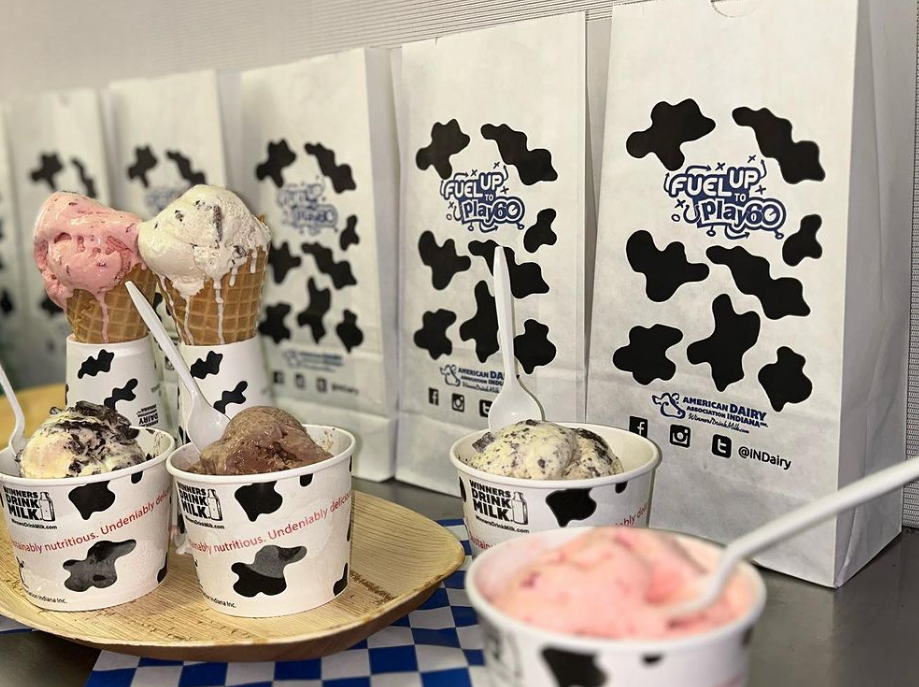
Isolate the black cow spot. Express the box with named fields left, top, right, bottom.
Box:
left=302, top=242, right=357, bottom=289
left=0, top=290, right=12, bottom=315
left=742, top=627, right=755, bottom=647
left=414, top=309, right=457, bottom=360
left=733, top=107, right=825, bottom=184
left=268, top=241, right=302, bottom=284
left=63, top=540, right=136, bottom=592
left=468, top=241, right=549, bottom=298
left=40, top=294, right=63, bottom=317
left=256, top=139, right=297, bottom=187
left=333, top=563, right=349, bottom=595
left=130, top=471, right=143, bottom=484
left=459, top=478, right=467, bottom=503
left=71, top=158, right=97, bottom=198
left=627, top=99, right=715, bottom=171
left=688, top=295, right=760, bottom=392
left=299, top=473, right=313, bottom=487
left=336, top=310, right=364, bottom=353
left=419, top=230, right=471, bottom=290
left=213, top=381, right=248, bottom=414
left=481, top=123, right=558, bottom=185
left=542, top=648, right=606, bottom=687
left=460, top=281, right=498, bottom=364
left=613, top=324, right=683, bottom=385
left=524, top=209, right=558, bottom=253
left=231, top=545, right=306, bottom=597
left=707, top=245, right=810, bottom=320
left=546, top=489, right=597, bottom=527
left=297, top=278, right=331, bottom=343
left=157, top=557, right=168, bottom=583
left=259, top=303, right=292, bottom=345
left=235, top=482, right=283, bottom=522
left=347, top=513, right=353, bottom=542
left=69, top=482, right=117, bottom=520
left=104, top=379, right=138, bottom=411
left=30, top=152, right=63, bottom=190
left=77, top=349, right=114, bottom=379
left=339, top=215, right=360, bottom=251
left=513, top=320, right=556, bottom=374
left=165, top=150, right=207, bottom=185
left=416, top=120, right=470, bottom=179
left=643, top=654, right=663, bottom=665
left=783, top=215, right=823, bottom=266
left=304, top=143, right=356, bottom=193
left=758, top=347, right=812, bottom=412
left=127, top=145, right=157, bottom=188
left=190, top=351, right=223, bottom=379
left=152, top=291, right=169, bottom=317
left=627, top=230, right=708, bottom=302
left=615, top=481, right=628, bottom=494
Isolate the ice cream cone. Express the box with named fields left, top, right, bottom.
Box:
left=66, top=264, right=157, bottom=344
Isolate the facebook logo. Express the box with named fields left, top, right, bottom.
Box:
left=629, top=416, right=649, bottom=437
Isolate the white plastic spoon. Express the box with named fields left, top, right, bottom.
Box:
left=126, top=281, right=229, bottom=450
left=487, top=247, right=543, bottom=431
left=0, top=358, right=25, bottom=454
left=668, top=454, right=919, bottom=618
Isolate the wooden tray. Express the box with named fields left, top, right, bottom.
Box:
left=0, top=491, right=465, bottom=662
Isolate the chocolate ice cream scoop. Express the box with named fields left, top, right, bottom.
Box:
left=190, top=406, right=332, bottom=476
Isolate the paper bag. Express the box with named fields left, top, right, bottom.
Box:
left=241, top=49, right=399, bottom=481
left=396, top=14, right=589, bottom=494
left=7, top=89, right=112, bottom=387
left=587, top=0, right=908, bottom=586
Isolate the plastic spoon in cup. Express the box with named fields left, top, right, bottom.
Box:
left=0, top=357, right=25, bottom=454
left=126, top=281, right=229, bottom=450
left=668, top=454, right=919, bottom=619
left=487, top=247, right=543, bottom=431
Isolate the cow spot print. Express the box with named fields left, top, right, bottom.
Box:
left=758, top=347, right=812, bottom=412
left=414, top=309, right=457, bottom=360
left=460, top=281, right=499, bottom=364
left=71, top=158, right=97, bottom=198
left=40, top=294, right=63, bottom=317
left=305, top=143, right=356, bottom=193
left=688, top=295, right=760, bottom=392
left=627, top=99, right=716, bottom=171
left=419, top=230, right=471, bottom=290
left=77, top=349, right=114, bottom=379
left=336, top=310, right=364, bottom=353
left=707, top=245, right=810, bottom=320
left=69, top=482, right=117, bottom=519
left=541, top=648, right=607, bottom=687
left=783, top=215, right=823, bottom=267
left=0, top=290, right=12, bottom=316
left=30, top=152, right=63, bottom=190
left=104, top=379, right=138, bottom=411
left=256, top=139, right=297, bottom=187
left=127, top=145, right=157, bottom=188
left=613, top=324, right=683, bottom=385
left=190, top=351, right=223, bottom=379
left=643, top=654, right=663, bottom=665
left=63, top=540, right=136, bottom=592
left=235, top=482, right=283, bottom=522
left=302, top=242, right=357, bottom=289
left=459, top=478, right=467, bottom=503
left=481, top=123, right=558, bottom=185
left=333, top=563, right=349, bottom=596
left=259, top=303, right=292, bottom=345
left=627, top=230, right=708, bottom=302
left=157, top=557, right=168, bottom=583
left=231, top=545, right=306, bottom=597
left=546, top=488, right=597, bottom=527
left=468, top=241, right=549, bottom=298
left=339, top=214, right=360, bottom=251
left=347, top=513, right=353, bottom=542
left=513, top=320, right=557, bottom=374
left=416, top=119, right=470, bottom=179
left=615, top=481, right=628, bottom=494
left=214, top=381, right=248, bottom=414
left=733, top=107, right=825, bottom=184
left=166, top=150, right=207, bottom=185
left=524, top=209, right=558, bottom=253
left=130, top=471, right=143, bottom=484
left=268, top=241, right=302, bottom=284
left=742, top=627, right=755, bottom=647
left=299, top=473, right=313, bottom=487
left=297, top=278, right=331, bottom=343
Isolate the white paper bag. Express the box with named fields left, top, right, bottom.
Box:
left=240, top=49, right=399, bottom=481
left=7, top=89, right=112, bottom=387
left=587, top=0, right=908, bottom=586
left=396, top=14, right=589, bottom=494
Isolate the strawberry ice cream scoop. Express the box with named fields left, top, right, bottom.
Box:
left=34, top=192, right=144, bottom=309
left=489, top=527, right=751, bottom=639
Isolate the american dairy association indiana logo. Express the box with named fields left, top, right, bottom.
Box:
left=278, top=181, right=339, bottom=235
left=664, top=156, right=787, bottom=240
left=440, top=163, right=525, bottom=232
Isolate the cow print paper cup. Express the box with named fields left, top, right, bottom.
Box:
left=468, top=528, right=766, bottom=687
left=167, top=425, right=354, bottom=618
left=0, top=428, right=175, bottom=611
left=451, top=424, right=661, bottom=556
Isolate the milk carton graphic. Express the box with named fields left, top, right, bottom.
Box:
left=511, top=492, right=528, bottom=525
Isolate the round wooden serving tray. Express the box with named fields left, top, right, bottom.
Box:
left=0, top=491, right=465, bottom=661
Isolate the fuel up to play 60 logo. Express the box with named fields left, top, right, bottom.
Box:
left=440, top=163, right=526, bottom=232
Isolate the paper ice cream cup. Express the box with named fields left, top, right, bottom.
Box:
left=451, top=423, right=661, bottom=556
left=166, top=425, right=354, bottom=618
left=468, top=528, right=767, bottom=687
left=0, top=428, right=175, bottom=611
left=66, top=335, right=165, bottom=430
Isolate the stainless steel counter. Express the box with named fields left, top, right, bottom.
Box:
left=2, top=478, right=918, bottom=687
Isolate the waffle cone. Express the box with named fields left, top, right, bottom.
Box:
left=66, top=265, right=157, bottom=344
left=160, top=249, right=268, bottom=346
